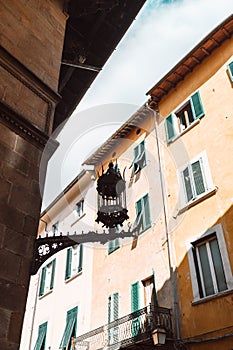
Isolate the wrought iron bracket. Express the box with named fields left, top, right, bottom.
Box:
left=31, top=229, right=137, bottom=275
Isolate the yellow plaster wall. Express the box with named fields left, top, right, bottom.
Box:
left=156, top=37, right=233, bottom=343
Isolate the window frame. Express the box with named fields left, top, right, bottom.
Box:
left=187, top=224, right=233, bottom=302
left=52, top=222, right=59, bottom=235
left=130, top=140, right=146, bottom=174
left=39, top=259, right=56, bottom=297
left=135, top=194, right=151, bottom=233
left=165, top=90, right=204, bottom=143
left=65, top=244, right=83, bottom=281
left=178, top=151, right=215, bottom=209
left=75, top=199, right=84, bottom=217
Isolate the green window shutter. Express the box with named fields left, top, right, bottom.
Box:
left=131, top=282, right=140, bottom=312
left=108, top=293, right=119, bottom=322
left=165, top=114, right=176, bottom=142
left=209, top=238, right=227, bottom=292
left=39, top=267, right=46, bottom=296
left=190, top=91, right=204, bottom=119
left=114, top=237, right=120, bottom=250
left=50, top=259, right=56, bottom=290
left=33, top=322, right=47, bottom=350
left=108, top=296, right=112, bottom=323
left=143, top=194, right=151, bottom=228
left=198, top=244, right=214, bottom=296
left=78, top=244, right=83, bottom=272
left=227, top=61, right=233, bottom=82
left=113, top=293, right=119, bottom=320
left=136, top=198, right=142, bottom=217
left=182, top=166, right=194, bottom=202
left=191, top=160, right=205, bottom=196
left=65, top=248, right=72, bottom=279
left=108, top=240, right=114, bottom=254
left=60, top=307, right=78, bottom=349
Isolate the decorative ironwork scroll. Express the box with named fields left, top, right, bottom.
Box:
left=31, top=228, right=136, bottom=275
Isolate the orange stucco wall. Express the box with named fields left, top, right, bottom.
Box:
left=155, top=36, right=233, bottom=347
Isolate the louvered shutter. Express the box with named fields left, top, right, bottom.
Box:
left=65, top=248, right=72, bottom=279
left=39, top=267, right=46, bottom=296
left=209, top=238, right=227, bottom=292
left=191, top=160, right=205, bottom=195
left=33, top=322, right=47, bottom=350
left=59, top=307, right=77, bottom=349
left=165, top=114, right=176, bottom=142
left=190, top=91, right=204, bottom=119
left=113, top=293, right=119, bottom=320
left=131, top=282, right=140, bottom=312
left=227, top=61, right=233, bottom=82
left=143, top=194, right=151, bottom=229
left=50, top=259, right=56, bottom=289
left=182, top=166, right=194, bottom=202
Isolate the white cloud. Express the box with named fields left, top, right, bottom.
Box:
left=42, top=0, right=233, bottom=208
left=77, top=0, right=232, bottom=109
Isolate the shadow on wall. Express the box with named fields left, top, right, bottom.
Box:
left=168, top=204, right=233, bottom=349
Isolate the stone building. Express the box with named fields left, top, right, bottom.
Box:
left=0, top=1, right=146, bottom=348
left=21, top=14, right=233, bottom=350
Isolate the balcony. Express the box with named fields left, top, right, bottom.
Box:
left=72, top=305, right=173, bottom=350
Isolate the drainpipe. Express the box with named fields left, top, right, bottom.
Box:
left=145, top=101, right=181, bottom=341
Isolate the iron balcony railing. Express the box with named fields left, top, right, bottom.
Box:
left=72, top=305, right=172, bottom=350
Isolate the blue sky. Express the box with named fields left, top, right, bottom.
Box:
left=41, top=0, right=233, bottom=210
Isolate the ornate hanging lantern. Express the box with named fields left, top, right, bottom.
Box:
left=96, top=162, right=129, bottom=228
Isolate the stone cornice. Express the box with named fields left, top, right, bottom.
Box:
left=0, top=101, right=58, bottom=155
left=0, top=46, right=61, bottom=103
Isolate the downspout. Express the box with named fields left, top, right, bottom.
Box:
left=145, top=101, right=181, bottom=341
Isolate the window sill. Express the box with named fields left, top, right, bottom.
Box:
left=65, top=270, right=83, bottom=283
left=168, top=119, right=201, bottom=144
left=192, top=288, right=233, bottom=305
left=178, top=187, right=217, bottom=215
left=39, top=289, right=53, bottom=300
left=71, top=213, right=86, bottom=227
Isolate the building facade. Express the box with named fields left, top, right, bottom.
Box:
left=0, top=1, right=145, bottom=348
left=21, top=15, right=233, bottom=350
left=147, top=14, right=233, bottom=349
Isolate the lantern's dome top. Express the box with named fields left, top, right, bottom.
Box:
left=96, top=162, right=125, bottom=199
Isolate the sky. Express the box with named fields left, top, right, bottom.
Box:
left=41, top=0, right=233, bottom=210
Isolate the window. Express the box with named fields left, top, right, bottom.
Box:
left=52, top=222, right=59, bottom=235
left=179, top=151, right=214, bottom=207
left=130, top=141, right=146, bottom=174
left=108, top=292, right=119, bottom=344
left=131, top=281, right=140, bottom=312
left=108, top=226, right=120, bottom=254
left=135, top=194, right=151, bottom=233
left=60, top=306, right=78, bottom=350
left=187, top=224, right=233, bottom=301
left=39, top=259, right=56, bottom=297
left=165, top=91, right=204, bottom=142
left=33, top=322, right=47, bottom=350
left=142, top=275, right=157, bottom=308
left=227, top=61, right=233, bottom=82
left=65, top=244, right=83, bottom=280
left=131, top=281, right=140, bottom=337
left=75, top=200, right=84, bottom=217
